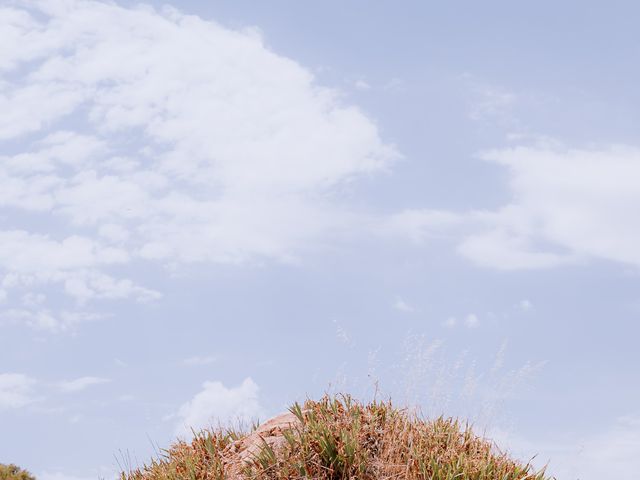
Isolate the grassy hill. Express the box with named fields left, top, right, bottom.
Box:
left=122, top=394, right=552, bottom=480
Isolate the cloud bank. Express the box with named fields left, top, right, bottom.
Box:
left=394, top=143, right=640, bottom=270
left=0, top=0, right=397, bottom=327
left=3, top=1, right=640, bottom=334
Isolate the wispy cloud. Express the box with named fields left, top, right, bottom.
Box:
left=0, top=373, right=111, bottom=410
left=459, top=144, right=640, bottom=269
left=393, top=296, right=415, bottom=313
left=443, top=314, right=479, bottom=329
left=385, top=142, right=640, bottom=271
left=181, top=356, right=217, bottom=367
left=518, top=299, right=533, bottom=311
left=467, top=84, right=517, bottom=123
left=443, top=317, right=457, bottom=328
left=56, top=376, right=111, bottom=393
left=0, top=373, right=37, bottom=409
left=464, top=313, right=479, bottom=328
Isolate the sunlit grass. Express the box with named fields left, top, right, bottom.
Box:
left=123, top=394, right=552, bottom=480
left=0, top=464, right=36, bottom=480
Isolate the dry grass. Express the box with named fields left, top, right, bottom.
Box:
left=0, top=464, right=36, bottom=480
left=123, top=394, right=552, bottom=480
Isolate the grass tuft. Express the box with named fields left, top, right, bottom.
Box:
left=123, top=394, right=553, bottom=480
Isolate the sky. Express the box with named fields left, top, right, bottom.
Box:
left=1, top=1, right=639, bottom=479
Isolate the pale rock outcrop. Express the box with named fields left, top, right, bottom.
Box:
left=223, top=411, right=302, bottom=479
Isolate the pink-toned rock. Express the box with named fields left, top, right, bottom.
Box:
left=223, top=412, right=301, bottom=479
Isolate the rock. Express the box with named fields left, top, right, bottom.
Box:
left=223, top=411, right=301, bottom=479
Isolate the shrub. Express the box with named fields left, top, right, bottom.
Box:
left=0, top=464, right=36, bottom=480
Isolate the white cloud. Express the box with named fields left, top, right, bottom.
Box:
left=0, top=0, right=397, bottom=321
left=443, top=316, right=457, bottom=328
left=442, top=314, right=479, bottom=329
left=567, top=415, right=640, bottom=480
left=57, top=376, right=110, bottom=393
left=383, top=77, right=405, bottom=92
left=0, top=229, right=157, bottom=328
left=1, top=308, right=59, bottom=331
left=464, top=313, right=479, bottom=328
left=468, top=85, right=517, bottom=122
left=393, top=296, right=415, bottom=313
left=181, top=355, right=217, bottom=367
left=0, top=307, right=105, bottom=332
left=465, top=145, right=640, bottom=269
left=114, top=358, right=127, bottom=368
left=0, top=82, right=86, bottom=141
left=493, top=414, right=640, bottom=480
left=5, top=0, right=635, bottom=336
left=98, top=224, right=130, bottom=244
left=175, top=378, right=264, bottom=435
left=62, top=271, right=161, bottom=303
left=0, top=231, right=128, bottom=273
left=21, top=292, right=46, bottom=308
left=0, top=372, right=113, bottom=411
left=519, top=299, right=533, bottom=311
left=458, top=226, right=577, bottom=270
left=354, top=79, right=371, bottom=90
left=383, top=209, right=462, bottom=244
left=0, top=0, right=395, bottom=244
left=0, top=373, right=37, bottom=409
left=388, top=143, right=640, bottom=272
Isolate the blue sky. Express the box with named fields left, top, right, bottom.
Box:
left=1, top=1, right=639, bottom=479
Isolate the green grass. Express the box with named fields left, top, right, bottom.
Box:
left=123, top=394, right=553, bottom=480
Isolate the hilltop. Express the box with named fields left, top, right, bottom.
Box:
left=122, top=394, right=552, bottom=480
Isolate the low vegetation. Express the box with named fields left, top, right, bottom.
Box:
left=0, top=464, right=36, bottom=480
left=123, top=394, right=552, bottom=480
